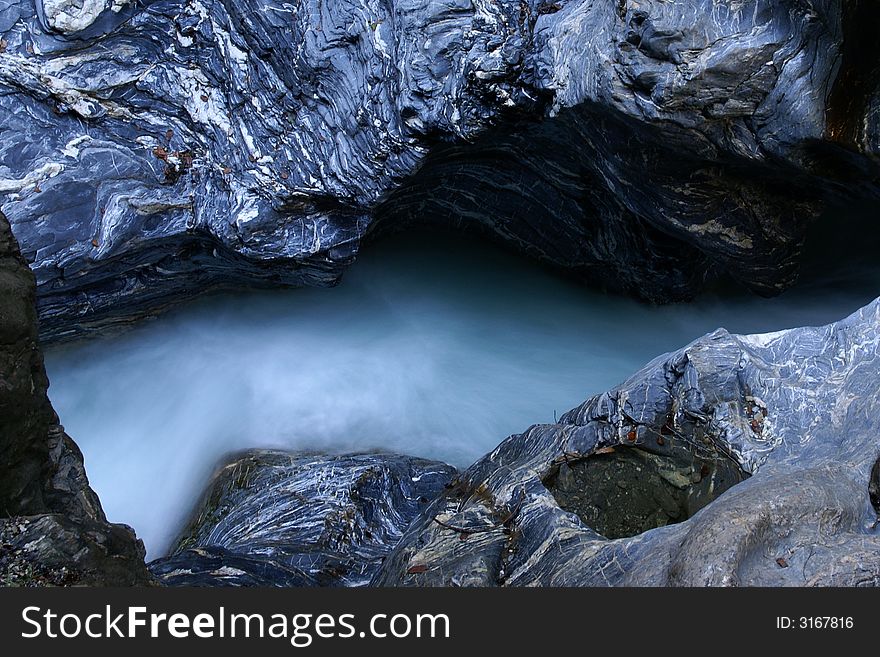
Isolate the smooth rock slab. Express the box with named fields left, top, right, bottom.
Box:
left=374, top=299, right=880, bottom=587
left=149, top=451, right=456, bottom=586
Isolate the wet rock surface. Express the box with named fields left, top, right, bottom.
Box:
left=149, top=451, right=456, bottom=586
left=374, top=299, right=880, bottom=587
left=0, top=0, right=878, bottom=340
left=0, top=209, right=150, bottom=586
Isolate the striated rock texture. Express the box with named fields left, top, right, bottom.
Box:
left=374, top=299, right=880, bottom=587
left=0, top=0, right=878, bottom=340
left=0, top=209, right=150, bottom=586
left=149, top=450, right=456, bottom=586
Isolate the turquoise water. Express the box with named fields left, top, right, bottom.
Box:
left=43, top=221, right=880, bottom=559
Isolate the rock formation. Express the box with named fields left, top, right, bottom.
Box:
left=2, top=0, right=880, bottom=588
left=1, top=0, right=878, bottom=340
left=149, top=450, right=456, bottom=586
left=0, top=209, right=149, bottom=585
left=374, top=299, right=880, bottom=586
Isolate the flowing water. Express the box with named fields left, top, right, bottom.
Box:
left=43, top=209, right=880, bottom=559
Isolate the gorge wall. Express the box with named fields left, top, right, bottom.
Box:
left=0, top=0, right=878, bottom=340
left=0, top=209, right=149, bottom=585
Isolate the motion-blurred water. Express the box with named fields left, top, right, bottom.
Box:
left=43, top=210, right=880, bottom=559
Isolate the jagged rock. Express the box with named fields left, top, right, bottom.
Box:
left=374, top=299, right=880, bottom=587
left=1, top=0, right=877, bottom=340
left=149, top=451, right=456, bottom=586
left=0, top=206, right=51, bottom=514
left=0, top=209, right=150, bottom=586
left=0, top=514, right=150, bottom=586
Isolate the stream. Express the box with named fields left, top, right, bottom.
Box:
left=43, top=207, right=880, bottom=559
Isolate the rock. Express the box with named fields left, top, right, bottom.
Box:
left=0, top=206, right=52, bottom=514
left=0, top=0, right=877, bottom=341
left=0, top=514, right=150, bottom=586
left=149, top=546, right=322, bottom=587
left=149, top=450, right=456, bottom=586
left=0, top=208, right=150, bottom=586
left=374, top=299, right=880, bottom=587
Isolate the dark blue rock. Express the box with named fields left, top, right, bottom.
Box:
left=1, top=0, right=877, bottom=340
left=149, top=450, right=456, bottom=586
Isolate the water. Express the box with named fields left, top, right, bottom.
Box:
left=43, top=214, right=880, bottom=559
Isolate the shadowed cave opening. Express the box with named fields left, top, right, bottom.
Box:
left=545, top=441, right=749, bottom=540
left=825, top=0, right=880, bottom=149
left=870, top=457, right=880, bottom=516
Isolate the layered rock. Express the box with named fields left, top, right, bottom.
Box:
left=149, top=451, right=456, bottom=586
left=0, top=209, right=149, bottom=586
left=0, top=0, right=877, bottom=340
left=374, top=299, right=880, bottom=586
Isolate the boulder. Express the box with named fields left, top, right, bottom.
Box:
left=150, top=450, right=456, bottom=586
